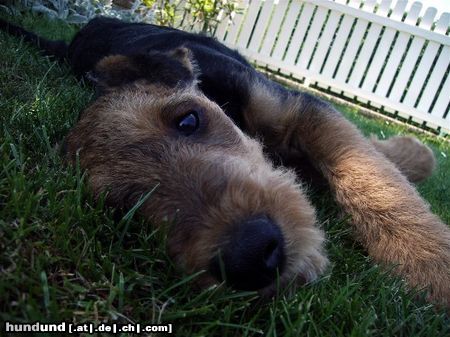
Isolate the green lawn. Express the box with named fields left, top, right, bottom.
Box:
left=1, top=13, right=449, bottom=337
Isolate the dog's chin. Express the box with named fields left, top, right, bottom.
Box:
left=257, top=255, right=329, bottom=298
left=256, top=271, right=314, bottom=299
left=191, top=269, right=312, bottom=300
left=186, top=252, right=327, bottom=297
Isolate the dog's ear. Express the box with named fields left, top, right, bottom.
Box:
left=88, top=55, right=137, bottom=88
left=89, top=48, right=199, bottom=90
left=167, top=47, right=199, bottom=77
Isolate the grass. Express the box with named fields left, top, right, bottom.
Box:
left=1, top=13, right=449, bottom=337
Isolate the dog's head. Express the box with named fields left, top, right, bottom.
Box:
left=65, top=48, right=327, bottom=294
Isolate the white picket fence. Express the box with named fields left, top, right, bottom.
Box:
left=180, top=0, right=450, bottom=133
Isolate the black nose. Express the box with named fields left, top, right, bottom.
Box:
left=210, top=216, right=285, bottom=290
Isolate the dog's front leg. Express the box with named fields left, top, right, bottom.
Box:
left=244, top=84, right=450, bottom=306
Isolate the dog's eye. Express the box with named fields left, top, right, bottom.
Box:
left=176, top=111, right=199, bottom=136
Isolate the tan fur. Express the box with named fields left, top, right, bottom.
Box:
left=96, top=55, right=134, bottom=73
left=370, top=135, right=436, bottom=183
left=244, top=80, right=450, bottom=306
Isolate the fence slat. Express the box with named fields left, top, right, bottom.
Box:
left=236, top=0, right=261, bottom=49
left=416, top=46, right=450, bottom=113
left=247, top=0, right=275, bottom=53
left=214, top=10, right=231, bottom=41
left=334, top=0, right=376, bottom=83
left=361, top=0, right=407, bottom=93
left=402, top=43, right=441, bottom=108
left=431, top=73, right=450, bottom=122
left=259, top=0, right=290, bottom=57
left=295, top=4, right=329, bottom=70
left=223, top=2, right=248, bottom=45
left=388, top=6, right=437, bottom=103
left=374, top=1, right=421, bottom=97
left=402, top=13, right=449, bottom=108
left=308, top=9, right=341, bottom=73
left=284, top=2, right=315, bottom=65
left=347, top=0, right=391, bottom=88
left=271, top=1, right=303, bottom=61
left=320, top=12, right=354, bottom=78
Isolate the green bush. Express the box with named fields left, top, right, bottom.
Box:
left=144, top=0, right=241, bottom=33
left=3, top=0, right=241, bottom=34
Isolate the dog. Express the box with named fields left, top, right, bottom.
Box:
left=1, top=16, right=449, bottom=306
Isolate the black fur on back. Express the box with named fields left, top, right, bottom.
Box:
left=66, top=17, right=261, bottom=127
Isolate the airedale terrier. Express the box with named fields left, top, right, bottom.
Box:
left=2, top=17, right=449, bottom=306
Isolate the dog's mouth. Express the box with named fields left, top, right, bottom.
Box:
left=206, top=262, right=315, bottom=298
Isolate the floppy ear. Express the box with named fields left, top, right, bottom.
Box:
left=88, top=55, right=139, bottom=88
left=167, top=47, right=199, bottom=75
left=88, top=48, right=199, bottom=89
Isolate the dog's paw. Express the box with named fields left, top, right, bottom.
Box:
left=370, top=135, right=436, bottom=183
left=410, top=257, right=450, bottom=308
